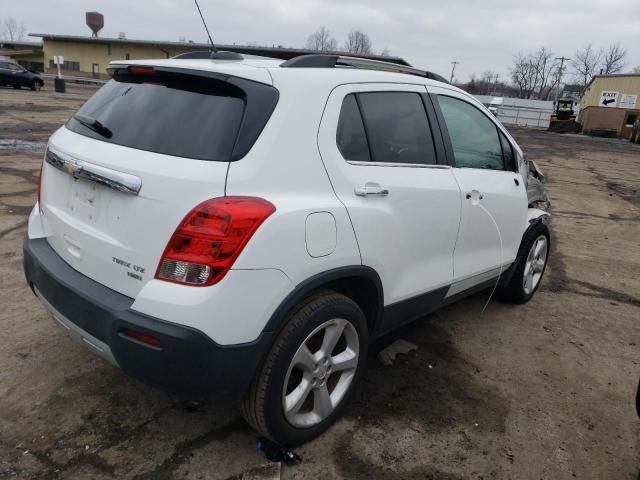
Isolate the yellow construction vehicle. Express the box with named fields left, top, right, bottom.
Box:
left=548, top=98, right=581, bottom=133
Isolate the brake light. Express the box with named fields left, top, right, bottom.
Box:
left=156, top=197, right=276, bottom=286
left=37, top=160, right=43, bottom=212
left=127, top=65, right=156, bottom=75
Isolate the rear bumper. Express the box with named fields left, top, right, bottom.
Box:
left=23, top=236, right=272, bottom=394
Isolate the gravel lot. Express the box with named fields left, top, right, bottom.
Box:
left=0, top=84, right=638, bottom=480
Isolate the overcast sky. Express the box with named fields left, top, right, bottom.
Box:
left=3, top=0, right=639, bottom=82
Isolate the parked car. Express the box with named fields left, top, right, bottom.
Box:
left=487, top=96, right=503, bottom=116
left=0, top=60, right=44, bottom=90
left=24, top=54, right=550, bottom=446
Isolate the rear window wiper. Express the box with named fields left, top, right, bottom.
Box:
left=73, top=114, right=113, bottom=139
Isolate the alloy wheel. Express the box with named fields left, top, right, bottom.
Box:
left=282, top=318, right=359, bottom=428
left=523, top=235, right=548, bottom=295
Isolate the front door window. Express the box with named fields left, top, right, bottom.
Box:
left=437, top=95, right=505, bottom=171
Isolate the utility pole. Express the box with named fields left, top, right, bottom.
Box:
left=555, top=56, right=570, bottom=99
left=450, top=61, right=459, bottom=83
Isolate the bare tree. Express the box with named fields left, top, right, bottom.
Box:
left=509, top=47, right=564, bottom=99
left=0, top=17, right=27, bottom=41
left=633, top=66, right=640, bottom=74
left=602, top=43, right=627, bottom=74
left=532, top=48, right=548, bottom=97
left=531, top=47, right=563, bottom=100
left=343, top=30, right=373, bottom=55
left=533, top=48, right=569, bottom=100
left=510, top=53, right=538, bottom=98
left=462, top=74, right=516, bottom=96
left=379, top=47, right=390, bottom=57
left=305, top=26, right=337, bottom=52
left=480, top=70, right=499, bottom=94
left=571, top=44, right=602, bottom=87
left=465, top=74, right=479, bottom=94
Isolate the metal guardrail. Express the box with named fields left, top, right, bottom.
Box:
left=41, top=74, right=107, bottom=85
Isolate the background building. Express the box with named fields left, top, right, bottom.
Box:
left=24, top=10, right=406, bottom=79
left=0, top=40, right=43, bottom=72
left=28, top=33, right=408, bottom=80
left=30, top=33, right=212, bottom=78
left=579, top=74, right=640, bottom=138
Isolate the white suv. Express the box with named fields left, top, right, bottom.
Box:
left=24, top=53, right=550, bottom=446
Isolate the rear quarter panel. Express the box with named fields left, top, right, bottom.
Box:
left=226, top=71, right=362, bottom=284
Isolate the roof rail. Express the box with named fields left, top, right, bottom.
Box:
left=173, top=50, right=243, bottom=60
left=280, top=54, right=449, bottom=84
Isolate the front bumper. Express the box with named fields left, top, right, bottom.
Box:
left=23, top=236, right=272, bottom=394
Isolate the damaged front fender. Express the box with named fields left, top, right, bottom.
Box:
left=525, top=207, right=550, bottom=234
left=526, top=160, right=550, bottom=211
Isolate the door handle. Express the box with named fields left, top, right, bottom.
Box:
left=355, top=183, right=389, bottom=197
left=514, top=178, right=520, bottom=186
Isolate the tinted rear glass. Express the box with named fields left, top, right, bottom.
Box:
left=67, top=73, right=277, bottom=161
left=336, top=94, right=370, bottom=162
left=357, top=92, right=437, bottom=165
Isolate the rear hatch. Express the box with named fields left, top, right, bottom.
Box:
left=40, top=62, right=278, bottom=298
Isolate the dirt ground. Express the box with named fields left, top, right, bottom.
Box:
left=0, top=84, right=638, bottom=480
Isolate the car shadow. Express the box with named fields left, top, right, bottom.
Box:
left=10, top=290, right=509, bottom=479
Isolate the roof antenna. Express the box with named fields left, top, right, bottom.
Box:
left=193, top=0, right=218, bottom=53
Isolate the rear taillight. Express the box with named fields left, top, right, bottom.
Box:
left=156, top=196, right=276, bottom=286
left=37, top=160, right=43, bottom=211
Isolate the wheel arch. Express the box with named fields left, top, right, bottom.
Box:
left=500, top=214, right=550, bottom=288
left=264, top=266, right=384, bottom=339
left=525, top=207, right=550, bottom=234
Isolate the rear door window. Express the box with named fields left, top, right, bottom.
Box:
left=336, top=94, right=371, bottom=162
left=357, top=92, right=437, bottom=165
left=66, top=71, right=278, bottom=161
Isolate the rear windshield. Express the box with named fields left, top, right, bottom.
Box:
left=66, top=70, right=278, bottom=161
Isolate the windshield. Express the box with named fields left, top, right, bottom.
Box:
left=8, top=63, right=25, bottom=72
left=66, top=71, right=279, bottom=162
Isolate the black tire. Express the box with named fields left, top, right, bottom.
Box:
left=12, top=84, right=20, bottom=89
left=30, top=80, right=39, bottom=91
left=240, top=290, right=368, bottom=447
left=498, top=221, right=550, bottom=304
